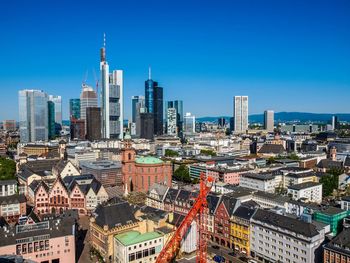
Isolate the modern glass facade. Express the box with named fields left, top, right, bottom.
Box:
left=166, top=100, right=183, bottom=135
left=48, top=95, right=62, bottom=126
left=145, top=75, right=163, bottom=135
left=48, top=101, right=55, bottom=139
left=19, top=90, right=48, bottom=143
left=131, top=95, right=145, bottom=123
left=69, top=98, right=81, bottom=120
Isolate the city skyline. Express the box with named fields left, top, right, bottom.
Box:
left=1, top=0, right=350, bottom=121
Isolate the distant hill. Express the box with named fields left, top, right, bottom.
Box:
left=197, top=112, right=350, bottom=123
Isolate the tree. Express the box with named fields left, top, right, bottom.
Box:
left=0, top=157, right=16, bottom=181
left=173, top=164, right=192, bottom=183
left=200, top=149, right=217, bottom=156
left=319, top=174, right=338, bottom=197
left=165, top=149, right=179, bottom=157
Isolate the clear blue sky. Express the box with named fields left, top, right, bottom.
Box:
left=0, top=0, right=349, bottom=121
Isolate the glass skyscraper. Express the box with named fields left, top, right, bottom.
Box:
left=48, top=95, right=62, bottom=126
left=234, top=96, right=249, bottom=132
left=48, top=101, right=55, bottom=139
left=144, top=68, right=163, bottom=135
left=69, top=98, right=81, bottom=120
left=19, top=89, right=49, bottom=143
left=131, top=95, right=145, bottom=123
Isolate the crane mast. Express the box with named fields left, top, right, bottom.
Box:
left=155, top=173, right=213, bottom=263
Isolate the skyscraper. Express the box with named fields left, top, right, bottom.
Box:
left=19, top=89, right=48, bottom=143
left=184, top=112, right=196, bottom=135
left=80, top=84, right=98, bottom=121
left=48, top=101, right=56, bottom=139
left=131, top=96, right=145, bottom=123
left=140, top=113, right=154, bottom=140
left=166, top=100, right=183, bottom=135
left=100, top=35, right=124, bottom=140
left=48, top=95, right=62, bottom=126
left=264, top=110, right=274, bottom=132
left=234, top=96, right=248, bottom=132
left=167, top=108, right=177, bottom=135
left=86, top=107, right=101, bottom=141
left=69, top=99, right=81, bottom=120
left=145, top=68, right=163, bottom=135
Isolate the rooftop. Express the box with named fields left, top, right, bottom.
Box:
left=115, top=230, right=162, bottom=246
left=288, top=182, right=321, bottom=190
left=135, top=156, right=164, bottom=165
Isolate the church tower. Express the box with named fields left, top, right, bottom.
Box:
left=121, top=132, right=136, bottom=196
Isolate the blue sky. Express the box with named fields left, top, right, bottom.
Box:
left=0, top=0, right=349, bottom=120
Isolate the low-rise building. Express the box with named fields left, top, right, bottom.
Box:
left=81, top=160, right=122, bottom=187
left=250, top=209, right=325, bottom=263
left=323, top=228, right=350, bottom=263
left=239, top=173, right=282, bottom=193
left=114, top=230, right=164, bottom=263
left=341, top=196, right=350, bottom=211
left=313, top=207, right=350, bottom=236
left=0, top=213, right=76, bottom=263
left=0, top=180, right=17, bottom=196
left=287, top=182, right=322, bottom=204
left=0, top=194, right=26, bottom=223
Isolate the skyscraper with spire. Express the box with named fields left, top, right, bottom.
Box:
left=100, top=34, right=124, bottom=139
left=145, top=67, right=163, bottom=135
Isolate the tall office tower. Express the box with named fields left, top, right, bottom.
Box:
left=18, top=90, right=49, bottom=143
left=131, top=96, right=145, bottom=123
left=108, top=70, right=124, bottom=139
left=140, top=113, right=154, bottom=140
left=332, top=116, right=339, bottom=130
left=100, top=36, right=123, bottom=139
left=69, top=99, right=81, bottom=120
left=167, top=108, right=177, bottom=135
left=86, top=107, right=101, bottom=141
left=48, top=95, right=62, bottom=126
left=264, top=110, right=274, bottom=132
left=80, top=84, right=98, bottom=121
left=70, top=119, right=85, bottom=140
left=145, top=68, right=163, bottom=135
left=184, top=112, right=196, bottom=135
left=48, top=101, right=56, bottom=139
left=166, top=100, right=183, bottom=135
left=218, top=117, right=226, bottom=128
left=2, top=120, right=16, bottom=131
left=233, top=96, right=248, bottom=132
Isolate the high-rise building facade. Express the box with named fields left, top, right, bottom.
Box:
left=80, top=84, right=98, bottom=121
left=264, top=110, right=274, bottom=132
left=140, top=113, right=154, bottom=140
left=86, top=107, right=101, bottom=141
left=19, top=89, right=49, bottom=143
left=131, top=96, right=145, bottom=123
left=48, top=101, right=56, bottom=139
left=184, top=112, right=196, bottom=135
left=167, top=108, right=177, bottom=135
left=234, top=96, right=248, bottom=132
left=69, top=98, right=81, bottom=120
left=145, top=68, right=163, bottom=136
left=48, top=95, right=62, bottom=126
left=166, top=100, right=183, bottom=135
left=100, top=37, right=123, bottom=140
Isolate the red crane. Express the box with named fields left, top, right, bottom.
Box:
left=156, top=173, right=213, bottom=263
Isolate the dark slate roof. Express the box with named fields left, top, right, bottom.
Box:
left=324, top=228, right=350, bottom=255
left=285, top=172, right=315, bottom=178
left=207, top=194, right=221, bottom=215
left=232, top=206, right=256, bottom=220
left=139, top=206, right=168, bottom=221
left=241, top=200, right=260, bottom=209
left=288, top=182, right=321, bottom=191
left=0, top=217, right=8, bottom=227
left=0, top=180, right=17, bottom=186
left=219, top=194, right=239, bottom=216
left=0, top=194, right=26, bottom=205
left=164, top=188, right=179, bottom=203
left=344, top=156, right=350, bottom=167
left=0, top=213, right=75, bottom=247
left=317, top=159, right=343, bottom=169
left=342, top=196, right=350, bottom=202
left=258, top=144, right=285, bottom=154
left=252, top=209, right=319, bottom=238
left=94, top=201, right=138, bottom=229
left=241, top=172, right=275, bottom=181
left=167, top=212, right=185, bottom=227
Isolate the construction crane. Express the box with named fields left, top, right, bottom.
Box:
left=155, top=173, right=213, bottom=263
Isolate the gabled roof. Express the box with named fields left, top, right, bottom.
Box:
left=94, top=201, right=138, bottom=229
left=232, top=206, right=256, bottom=220
left=344, top=156, right=350, bottom=167
left=317, top=159, right=343, bottom=169
left=148, top=183, right=169, bottom=199
left=252, top=209, right=319, bottom=238
left=324, top=228, right=350, bottom=254
left=29, top=180, right=49, bottom=194
left=164, top=188, right=179, bottom=203
left=258, top=144, right=285, bottom=154
left=217, top=194, right=239, bottom=216
left=206, top=194, right=221, bottom=215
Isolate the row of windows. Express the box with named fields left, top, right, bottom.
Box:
left=128, top=239, right=162, bottom=250
left=127, top=247, right=156, bottom=261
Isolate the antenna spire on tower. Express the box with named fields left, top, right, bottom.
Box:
left=148, top=66, right=151, bottom=80
left=103, top=32, right=106, bottom=48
